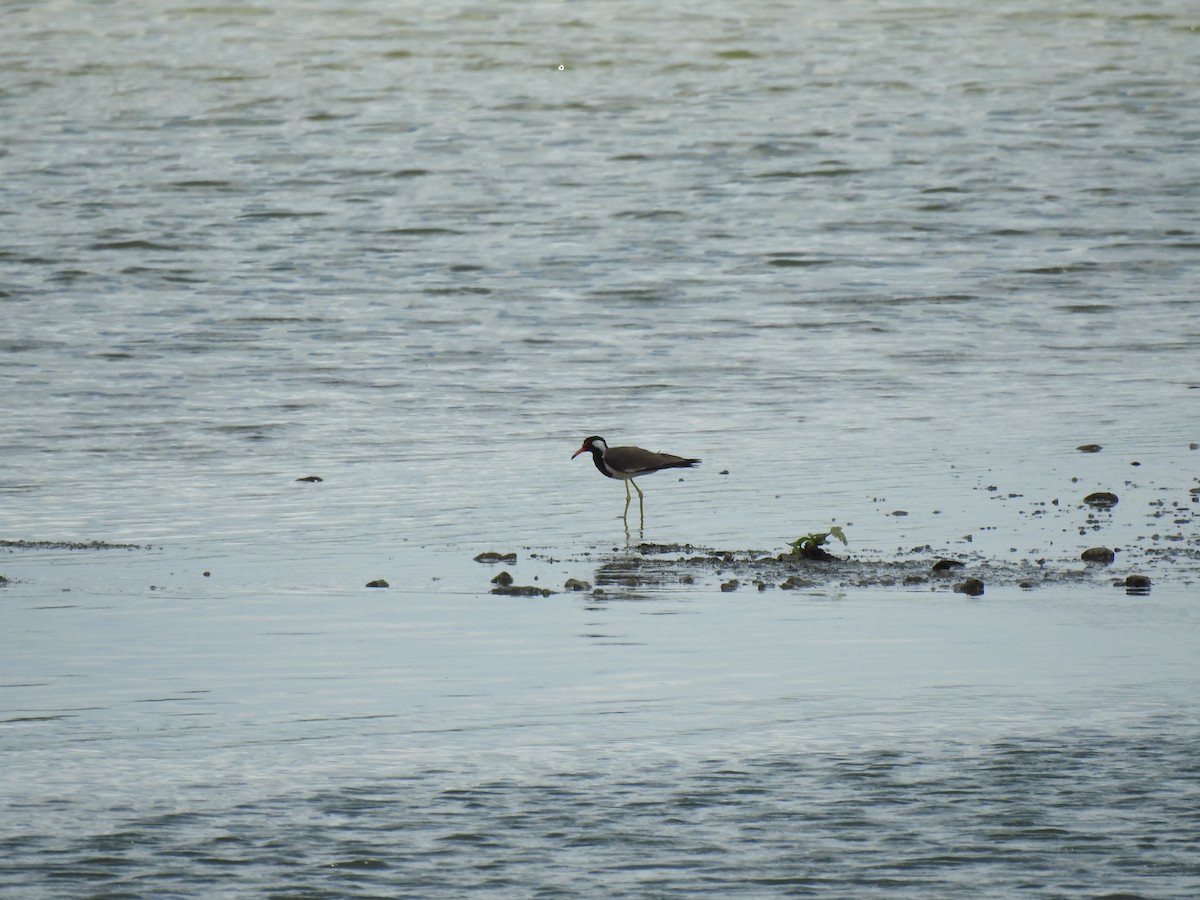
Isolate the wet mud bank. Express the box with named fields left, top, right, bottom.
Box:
left=479, top=538, right=1197, bottom=600
left=482, top=448, right=1199, bottom=599
left=580, top=543, right=1177, bottom=598
left=1, top=539, right=151, bottom=552
left=1, top=539, right=155, bottom=588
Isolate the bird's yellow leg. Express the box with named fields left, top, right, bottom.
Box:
left=631, top=478, right=644, bottom=518
left=622, top=480, right=632, bottom=518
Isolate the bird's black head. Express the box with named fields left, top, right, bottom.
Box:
left=571, top=435, right=607, bottom=459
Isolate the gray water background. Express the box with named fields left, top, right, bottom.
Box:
left=2, top=1, right=1199, bottom=896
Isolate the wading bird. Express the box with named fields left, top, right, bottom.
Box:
left=571, top=435, right=700, bottom=519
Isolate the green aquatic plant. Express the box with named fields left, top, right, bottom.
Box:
left=787, top=526, right=848, bottom=561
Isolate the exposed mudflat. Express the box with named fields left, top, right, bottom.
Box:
left=476, top=530, right=1198, bottom=600
left=579, top=542, right=1179, bottom=598
left=477, top=461, right=1200, bottom=600
left=4, top=482, right=1195, bottom=603
left=1, top=539, right=150, bottom=552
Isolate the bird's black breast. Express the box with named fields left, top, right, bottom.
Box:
left=590, top=452, right=616, bottom=479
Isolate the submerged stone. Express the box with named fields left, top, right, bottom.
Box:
left=779, top=575, right=815, bottom=590
left=475, top=551, right=518, bottom=564
left=1124, top=574, right=1152, bottom=596
left=954, top=578, right=985, bottom=597
left=491, top=584, right=554, bottom=597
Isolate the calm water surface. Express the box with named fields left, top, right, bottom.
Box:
left=2, top=1, right=1199, bottom=896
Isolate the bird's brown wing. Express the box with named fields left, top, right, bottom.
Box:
left=606, top=446, right=700, bottom=475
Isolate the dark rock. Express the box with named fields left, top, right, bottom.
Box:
left=784, top=544, right=838, bottom=562
left=1084, top=492, right=1119, bottom=508
left=365, top=579, right=389, bottom=588
left=491, top=584, right=554, bottom=597
left=954, top=578, right=985, bottom=597
left=1124, top=575, right=1152, bottom=596
left=1076, top=444, right=1103, bottom=453
left=1081, top=547, right=1116, bottom=564
left=719, top=579, right=739, bottom=592
left=475, top=551, right=517, bottom=564
left=491, top=570, right=514, bottom=586
left=564, top=578, right=591, bottom=591
left=779, top=575, right=814, bottom=590
left=639, top=542, right=692, bottom=555
left=295, top=475, right=323, bottom=482
left=931, top=559, right=965, bottom=572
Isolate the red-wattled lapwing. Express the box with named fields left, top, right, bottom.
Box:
left=572, top=435, right=700, bottom=518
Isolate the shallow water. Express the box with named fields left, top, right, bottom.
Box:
left=4, top=561, right=1200, bottom=897
left=3, top=1, right=1199, bottom=896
